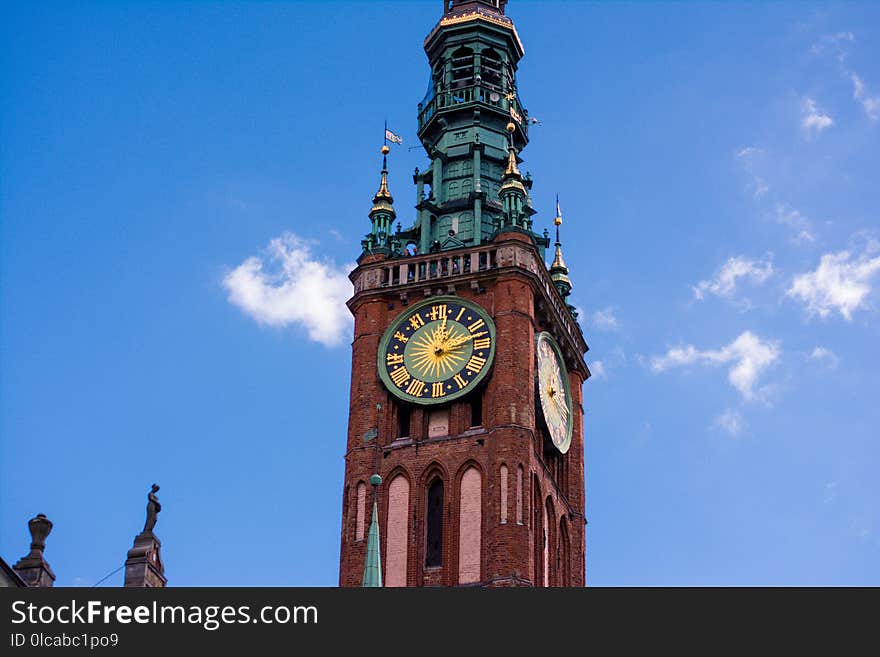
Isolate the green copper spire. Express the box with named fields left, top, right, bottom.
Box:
left=362, top=474, right=383, bottom=588
left=499, top=122, right=528, bottom=229
left=362, top=147, right=397, bottom=256
left=549, top=196, right=572, bottom=298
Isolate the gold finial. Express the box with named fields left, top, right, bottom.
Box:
left=506, top=122, right=516, bottom=133
left=554, top=216, right=562, bottom=226
left=381, top=145, right=390, bottom=155
left=504, top=145, right=521, bottom=178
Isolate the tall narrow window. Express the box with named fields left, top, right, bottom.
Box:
left=425, top=478, right=444, bottom=568
left=470, top=393, right=483, bottom=427
left=458, top=467, right=482, bottom=584
left=499, top=464, right=508, bottom=524
left=355, top=481, right=367, bottom=542
left=516, top=465, right=524, bottom=524
left=398, top=404, right=411, bottom=438
left=386, top=475, right=410, bottom=587
left=542, top=499, right=550, bottom=587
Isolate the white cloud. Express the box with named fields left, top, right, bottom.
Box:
left=590, top=361, right=606, bottom=378
left=850, top=73, right=880, bottom=121
left=223, top=232, right=355, bottom=346
left=774, top=203, right=815, bottom=244
left=591, top=306, right=619, bottom=331
left=813, top=32, right=879, bottom=121
left=801, top=97, right=834, bottom=135
left=714, top=408, right=745, bottom=437
left=693, top=254, right=774, bottom=301
left=787, top=248, right=880, bottom=320
left=650, top=331, right=781, bottom=400
left=809, top=346, right=839, bottom=369
left=736, top=146, right=770, bottom=199
left=811, top=32, right=854, bottom=61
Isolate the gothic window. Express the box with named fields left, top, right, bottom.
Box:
left=516, top=465, right=524, bottom=524
left=461, top=179, right=472, bottom=197
left=544, top=497, right=556, bottom=587
left=462, top=159, right=473, bottom=176
left=425, top=478, right=444, bottom=568
left=542, top=497, right=551, bottom=587
left=451, top=47, right=474, bottom=89
left=458, top=467, right=482, bottom=584
left=386, top=475, right=410, bottom=587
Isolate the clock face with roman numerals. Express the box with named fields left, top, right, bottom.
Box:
left=536, top=332, right=573, bottom=454
left=378, top=296, right=496, bottom=405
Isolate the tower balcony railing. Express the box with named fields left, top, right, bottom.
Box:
left=354, top=241, right=583, bottom=348
left=418, top=83, right=528, bottom=135
left=355, top=246, right=498, bottom=295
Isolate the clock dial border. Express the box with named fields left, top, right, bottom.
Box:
left=377, top=295, right=497, bottom=406
left=535, top=331, right=573, bottom=454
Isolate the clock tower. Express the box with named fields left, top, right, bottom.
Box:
left=339, top=0, right=591, bottom=587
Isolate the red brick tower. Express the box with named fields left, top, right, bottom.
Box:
left=339, top=0, right=590, bottom=587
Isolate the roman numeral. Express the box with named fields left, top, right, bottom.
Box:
left=473, top=337, right=491, bottom=350
left=409, top=314, right=425, bottom=330
left=466, top=355, right=487, bottom=373
left=432, top=382, right=446, bottom=398
left=453, top=374, right=468, bottom=389
left=386, top=353, right=404, bottom=366
left=429, top=304, right=448, bottom=321
left=468, top=318, right=486, bottom=333
left=406, top=379, right=426, bottom=397
left=394, top=331, right=408, bottom=343
left=390, top=366, right=411, bottom=387
left=455, top=307, right=466, bottom=321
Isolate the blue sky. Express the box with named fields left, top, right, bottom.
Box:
left=2, top=1, right=878, bottom=586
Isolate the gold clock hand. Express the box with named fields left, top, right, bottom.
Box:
left=446, top=330, right=488, bottom=350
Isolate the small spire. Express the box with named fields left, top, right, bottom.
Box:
left=372, top=145, right=395, bottom=211
left=362, top=474, right=383, bottom=588
left=549, top=196, right=572, bottom=298
left=502, top=122, right=522, bottom=179
left=499, top=122, right=526, bottom=227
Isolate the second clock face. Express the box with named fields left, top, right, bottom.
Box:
left=536, top=331, right=573, bottom=454
left=378, top=296, right=496, bottom=405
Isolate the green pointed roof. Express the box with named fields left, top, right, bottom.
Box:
left=362, top=475, right=383, bottom=587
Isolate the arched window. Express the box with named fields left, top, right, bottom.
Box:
left=425, top=478, right=444, bottom=568
left=545, top=497, right=556, bottom=587
left=386, top=475, right=410, bottom=587
left=355, top=481, right=367, bottom=542
left=516, top=465, right=524, bottom=525
left=458, top=467, right=482, bottom=584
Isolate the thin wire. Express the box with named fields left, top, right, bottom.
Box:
left=92, top=564, right=124, bottom=587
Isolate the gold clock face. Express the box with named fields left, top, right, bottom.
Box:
left=536, top=332, right=573, bottom=454
left=378, top=296, right=496, bottom=405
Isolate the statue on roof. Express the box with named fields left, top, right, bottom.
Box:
left=143, top=483, right=161, bottom=534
